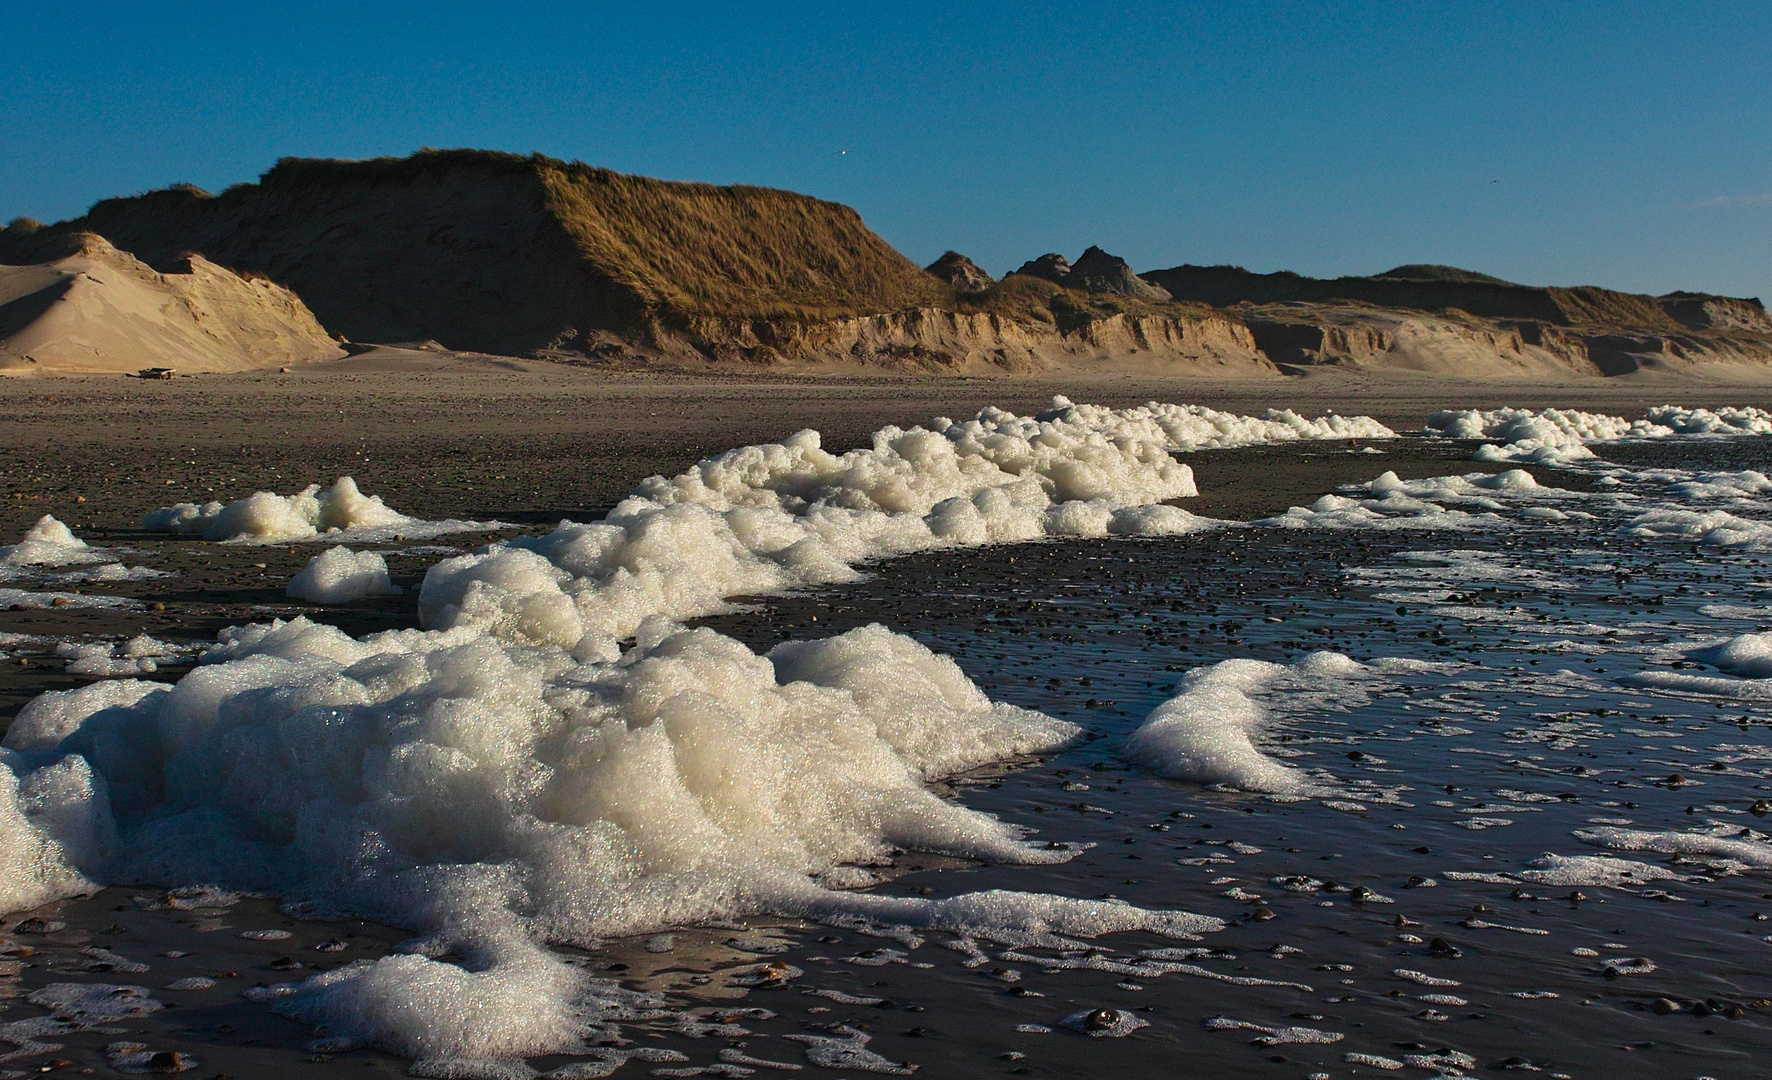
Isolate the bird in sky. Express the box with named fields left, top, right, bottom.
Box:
left=833, top=149, right=850, bottom=156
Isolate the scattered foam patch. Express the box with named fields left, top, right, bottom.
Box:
left=0, top=984, right=162, bottom=1063
left=0, top=588, right=140, bottom=611
left=144, top=476, right=510, bottom=544
left=784, top=1024, right=915, bottom=1072
left=1573, top=823, right=1772, bottom=870
left=287, top=547, right=400, bottom=604
left=418, top=400, right=1388, bottom=655
left=54, top=635, right=195, bottom=677
left=1204, top=1017, right=1343, bottom=1045
left=1516, top=854, right=1681, bottom=888
left=1255, top=470, right=1548, bottom=531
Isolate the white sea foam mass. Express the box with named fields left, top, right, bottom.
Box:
left=99, top=398, right=1772, bottom=1072
left=0, top=399, right=1415, bottom=1066
left=1425, top=405, right=1772, bottom=463
left=144, top=476, right=506, bottom=544
left=417, top=399, right=1393, bottom=658
left=0, top=616, right=1231, bottom=1064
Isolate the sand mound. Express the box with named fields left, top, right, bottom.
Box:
left=0, top=234, right=342, bottom=375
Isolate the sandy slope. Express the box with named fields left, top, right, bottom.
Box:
left=0, top=235, right=342, bottom=375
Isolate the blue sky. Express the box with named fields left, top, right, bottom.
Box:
left=4, top=1, right=1768, bottom=300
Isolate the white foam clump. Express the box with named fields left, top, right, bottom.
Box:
left=1516, top=854, right=1681, bottom=888
left=1125, top=651, right=1379, bottom=795
left=0, top=616, right=1224, bottom=1066
left=0, top=516, right=107, bottom=569
left=1256, top=470, right=1536, bottom=530
left=1689, top=633, right=1772, bottom=678
left=419, top=400, right=1293, bottom=655
left=0, top=516, right=164, bottom=586
left=1427, top=405, right=1772, bottom=464
left=1647, top=404, right=1772, bottom=435
left=1426, top=407, right=1654, bottom=463
left=143, top=476, right=504, bottom=544
left=287, top=547, right=400, bottom=604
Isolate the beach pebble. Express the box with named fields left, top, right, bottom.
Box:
left=104, top=1043, right=199, bottom=1074
left=1062, top=1007, right=1149, bottom=1037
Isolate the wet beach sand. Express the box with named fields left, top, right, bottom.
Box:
left=5, top=358, right=1772, bottom=1078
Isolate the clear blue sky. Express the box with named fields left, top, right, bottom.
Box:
left=4, top=1, right=1768, bottom=300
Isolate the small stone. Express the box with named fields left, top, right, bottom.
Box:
left=13, top=917, right=65, bottom=934
left=147, top=1050, right=194, bottom=1072
left=1649, top=998, right=1680, bottom=1015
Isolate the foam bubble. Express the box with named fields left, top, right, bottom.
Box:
left=0, top=759, right=100, bottom=914
left=287, top=547, right=400, bottom=604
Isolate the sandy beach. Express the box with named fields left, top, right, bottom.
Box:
left=7, top=362, right=1772, bottom=1078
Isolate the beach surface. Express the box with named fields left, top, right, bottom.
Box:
left=6, top=360, right=1772, bottom=1078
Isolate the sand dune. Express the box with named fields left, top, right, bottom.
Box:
left=0, top=233, right=342, bottom=376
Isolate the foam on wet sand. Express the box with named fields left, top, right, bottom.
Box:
left=144, top=477, right=507, bottom=544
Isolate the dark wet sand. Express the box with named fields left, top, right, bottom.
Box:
left=5, top=361, right=1772, bottom=1076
